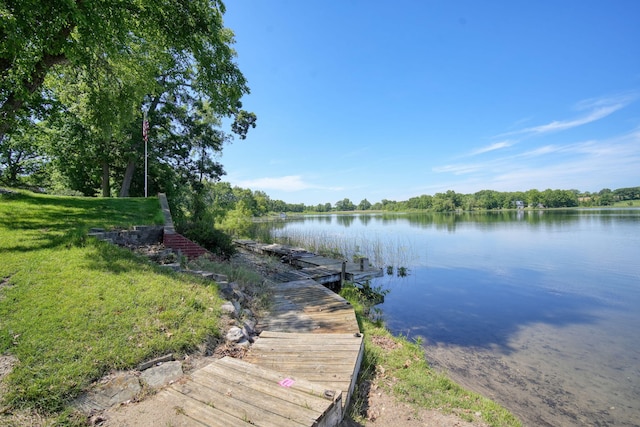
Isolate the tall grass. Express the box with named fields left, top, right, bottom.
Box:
left=270, top=228, right=419, bottom=269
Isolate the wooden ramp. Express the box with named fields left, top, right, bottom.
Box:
left=105, top=269, right=364, bottom=427
left=260, top=279, right=360, bottom=334
left=105, top=356, right=342, bottom=427
left=245, top=331, right=363, bottom=411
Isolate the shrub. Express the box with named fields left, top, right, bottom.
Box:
left=178, top=221, right=236, bottom=258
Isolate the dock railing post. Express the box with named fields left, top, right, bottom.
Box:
left=341, top=260, right=346, bottom=288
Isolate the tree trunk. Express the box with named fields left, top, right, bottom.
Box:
left=119, top=159, right=136, bottom=197
left=101, top=162, right=110, bottom=197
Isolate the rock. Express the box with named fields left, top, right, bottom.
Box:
left=236, top=338, right=251, bottom=348
left=233, top=289, right=248, bottom=303
left=213, top=273, right=229, bottom=282
left=232, top=300, right=242, bottom=314
left=243, top=319, right=257, bottom=336
left=220, top=301, right=237, bottom=317
left=242, top=321, right=256, bottom=343
left=159, top=262, right=181, bottom=272
left=241, top=308, right=254, bottom=320
left=73, top=372, right=141, bottom=413
left=219, top=284, right=234, bottom=300
left=225, top=326, right=245, bottom=343
left=137, top=353, right=174, bottom=371
left=140, top=361, right=183, bottom=389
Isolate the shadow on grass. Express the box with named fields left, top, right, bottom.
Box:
left=0, top=191, right=162, bottom=232
left=0, top=191, right=162, bottom=254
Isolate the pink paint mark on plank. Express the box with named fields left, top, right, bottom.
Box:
left=279, top=378, right=295, bottom=387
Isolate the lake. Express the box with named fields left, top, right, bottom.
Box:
left=264, top=209, right=640, bottom=427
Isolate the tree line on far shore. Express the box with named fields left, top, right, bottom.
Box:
left=326, top=186, right=640, bottom=213
left=162, top=182, right=640, bottom=222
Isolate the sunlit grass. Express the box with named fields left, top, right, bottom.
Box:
left=0, top=190, right=222, bottom=415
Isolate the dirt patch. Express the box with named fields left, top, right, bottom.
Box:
left=341, top=369, right=490, bottom=427
left=0, top=355, right=17, bottom=387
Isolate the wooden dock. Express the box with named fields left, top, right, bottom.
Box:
left=104, top=356, right=343, bottom=427
left=235, top=240, right=383, bottom=287
left=104, top=253, right=365, bottom=426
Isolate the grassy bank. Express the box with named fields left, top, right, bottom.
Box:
left=0, top=190, right=223, bottom=421
left=341, top=284, right=521, bottom=426
left=1, top=189, right=521, bottom=426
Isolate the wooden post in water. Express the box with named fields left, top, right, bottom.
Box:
left=341, top=260, right=346, bottom=289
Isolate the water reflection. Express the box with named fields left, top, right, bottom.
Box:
left=378, top=266, right=603, bottom=353
left=257, top=209, right=640, bottom=426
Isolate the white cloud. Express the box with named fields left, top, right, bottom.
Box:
left=470, top=140, right=514, bottom=155
left=497, top=93, right=636, bottom=138
left=523, top=104, right=622, bottom=134
left=235, top=175, right=343, bottom=192
left=432, top=163, right=485, bottom=175
left=518, top=145, right=561, bottom=157
left=434, top=129, right=640, bottom=192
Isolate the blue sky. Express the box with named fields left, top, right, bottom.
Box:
left=220, top=1, right=640, bottom=206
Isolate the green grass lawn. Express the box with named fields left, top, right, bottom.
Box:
left=0, top=190, right=223, bottom=416
left=612, top=199, right=640, bottom=207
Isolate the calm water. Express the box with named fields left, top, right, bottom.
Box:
left=267, top=209, right=640, bottom=427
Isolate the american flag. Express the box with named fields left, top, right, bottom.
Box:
left=143, top=116, right=149, bottom=142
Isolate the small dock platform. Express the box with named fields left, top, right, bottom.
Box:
left=259, top=279, right=360, bottom=334
left=235, top=240, right=383, bottom=286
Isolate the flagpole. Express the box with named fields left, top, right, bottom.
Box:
left=143, top=110, right=148, bottom=198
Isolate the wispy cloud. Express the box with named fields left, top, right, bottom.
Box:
left=235, top=175, right=343, bottom=192
left=432, top=163, right=486, bottom=175
left=433, top=129, right=640, bottom=192
left=522, top=104, right=622, bottom=134
left=470, top=140, right=514, bottom=156
left=497, top=93, right=636, bottom=138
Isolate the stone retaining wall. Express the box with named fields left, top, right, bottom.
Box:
left=88, top=225, right=164, bottom=247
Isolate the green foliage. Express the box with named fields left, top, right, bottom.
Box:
left=178, top=221, right=236, bottom=258
left=219, top=200, right=254, bottom=237
left=335, top=197, right=356, bottom=211
left=188, top=257, right=270, bottom=311
left=0, top=191, right=222, bottom=415
left=2, top=0, right=257, bottom=200
left=357, top=198, right=372, bottom=210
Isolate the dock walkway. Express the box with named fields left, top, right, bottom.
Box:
left=105, top=248, right=365, bottom=426
left=235, top=240, right=383, bottom=287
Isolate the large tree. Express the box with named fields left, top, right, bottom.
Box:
left=0, top=0, right=247, bottom=144
left=4, top=0, right=255, bottom=196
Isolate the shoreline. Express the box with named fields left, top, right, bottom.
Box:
left=232, top=249, right=520, bottom=427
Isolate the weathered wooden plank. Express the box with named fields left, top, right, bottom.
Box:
left=245, top=332, right=364, bottom=411
left=217, top=357, right=341, bottom=401
left=159, top=388, right=256, bottom=427
left=194, top=362, right=335, bottom=414
left=214, top=358, right=344, bottom=427
left=177, top=374, right=315, bottom=426
left=253, top=338, right=361, bottom=349
left=251, top=343, right=363, bottom=352
left=261, top=279, right=361, bottom=334
left=258, top=331, right=361, bottom=340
